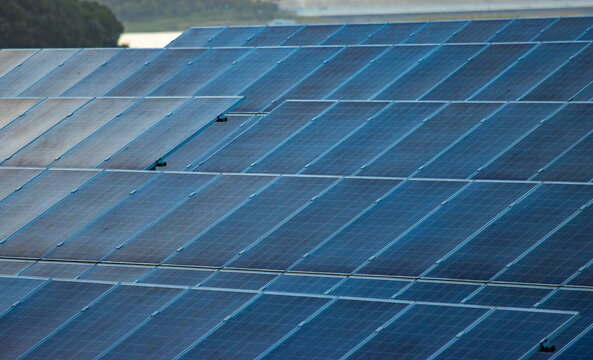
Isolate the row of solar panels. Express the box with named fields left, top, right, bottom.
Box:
left=169, top=17, right=593, bottom=48
left=2, top=41, right=593, bottom=111
left=3, top=98, right=593, bottom=182
left=0, top=275, right=582, bottom=360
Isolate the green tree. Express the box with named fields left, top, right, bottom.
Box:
left=0, top=0, right=123, bottom=48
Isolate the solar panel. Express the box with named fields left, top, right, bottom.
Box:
left=0, top=49, right=38, bottom=78
left=206, top=26, right=264, bottom=47
left=329, top=277, right=409, bottom=299
left=363, top=22, right=425, bottom=44
left=488, top=18, right=556, bottom=42
left=166, top=27, right=225, bottom=47
left=466, top=285, right=553, bottom=308
left=534, top=132, right=593, bottom=182
left=404, top=21, right=468, bottom=44
left=0, top=98, right=42, bottom=130
left=533, top=16, right=593, bottom=41
left=264, top=274, right=342, bottom=295
left=0, top=168, right=43, bottom=202
left=138, top=268, right=213, bottom=287
left=281, top=24, right=342, bottom=46
left=79, top=264, right=153, bottom=283
left=321, top=23, right=385, bottom=45
left=0, top=260, right=34, bottom=276
left=446, top=19, right=511, bottom=43
left=244, top=25, right=303, bottom=47
left=0, top=277, right=45, bottom=314
left=20, top=262, right=91, bottom=279
left=200, top=271, right=276, bottom=290
left=394, top=281, right=479, bottom=303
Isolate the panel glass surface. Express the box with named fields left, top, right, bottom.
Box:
left=244, top=25, right=302, bottom=46
left=264, top=274, right=342, bottom=295
left=427, top=184, right=593, bottom=281
left=363, top=22, right=424, bottom=44
left=178, top=294, right=329, bottom=360
left=138, top=268, right=213, bottom=287
left=150, top=48, right=250, bottom=96
left=0, top=260, right=34, bottom=276
left=106, top=174, right=273, bottom=264
left=294, top=180, right=467, bottom=274
left=417, top=103, right=560, bottom=179
left=535, top=133, right=593, bottom=182
left=360, top=102, right=500, bottom=177
left=99, top=97, right=240, bottom=170
left=395, top=281, right=479, bottom=303
left=51, top=97, right=188, bottom=169
left=248, top=101, right=387, bottom=174
left=20, top=49, right=120, bottom=97
left=79, top=265, right=152, bottom=283
left=466, top=285, right=552, bottom=308
left=475, top=103, right=593, bottom=180
left=488, top=18, right=555, bottom=42
left=21, top=262, right=91, bottom=279
left=166, top=27, right=225, bottom=47
left=404, top=21, right=468, bottom=44
left=446, top=19, right=511, bottom=43
left=534, top=17, right=593, bottom=41
left=0, top=277, right=45, bottom=314
left=166, top=176, right=336, bottom=267
left=4, top=98, right=138, bottom=167
left=44, top=173, right=215, bottom=261
left=573, top=81, right=593, bottom=101
left=282, top=24, right=342, bottom=46
left=106, top=49, right=206, bottom=96
left=0, top=168, right=43, bottom=202
left=472, top=42, right=586, bottom=101
left=322, top=23, right=384, bottom=45
left=0, top=49, right=79, bottom=96
left=228, top=178, right=398, bottom=271
left=329, top=278, right=409, bottom=299
left=201, top=271, right=276, bottom=290
left=0, top=49, right=38, bottom=78
left=422, top=43, right=533, bottom=100
left=375, top=44, right=484, bottom=100
left=206, top=26, right=263, bottom=47
left=63, top=49, right=163, bottom=96
left=0, top=98, right=41, bottom=130
left=196, top=101, right=332, bottom=173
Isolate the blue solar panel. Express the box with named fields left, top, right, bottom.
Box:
left=475, top=103, right=593, bottom=180
left=281, top=24, right=342, bottom=46
left=534, top=17, right=593, bottom=41
left=244, top=25, right=303, bottom=46
left=0, top=98, right=41, bottom=130
left=322, top=23, right=385, bottom=45
left=232, top=47, right=339, bottom=113
left=0, top=280, right=112, bottom=359
left=201, top=271, right=276, bottom=290
left=0, top=260, right=34, bottom=276
left=166, top=176, right=336, bottom=267
left=488, top=18, right=555, bottom=42
left=100, top=290, right=255, bottom=360
left=358, top=182, right=533, bottom=277
left=466, top=285, right=552, bottom=308
left=79, top=264, right=152, bottom=283
left=138, top=268, right=212, bottom=287
left=264, top=274, right=342, bottom=295
left=422, top=44, right=534, bottom=100
left=472, top=42, right=586, bottom=101
left=416, top=103, right=561, bottom=179
left=0, top=168, right=42, bottom=202
left=248, top=101, right=388, bottom=174
left=20, top=262, right=91, bottom=279
left=375, top=44, right=484, bottom=100
left=0, top=277, right=45, bottom=314
left=44, top=173, right=216, bottom=261
left=106, top=49, right=205, bottom=96
left=534, top=133, right=593, bottom=182
left=166, top=27, right=225, bottom=47
left=197, top=101, right=332, bottom=173
left=574, top=81, right=593, bottom=101
left=330, top=45, right=436, bottom=100
left=63, top=49, right=162, bottom=96
left=395, top=281, right=479, bottom=303
left=347, top=305, right=487, bottom=360
left=178, top=294, right=329, bottom=359
left=428, top=184, right=593, bottom=281
left=447, top=19, right=511, bottom=43
left=206, top=26, right=264, bottom=47
left=228, top=178, right=398, bottom=271
left=105, top=175, right=274, bottom=264
left=363, top=22, right=425, bottom=44
left=0, top=49, right=38, bottom=78
left=329, top=278, right=409, bottom=299
left=263, top=299, right=407, bottom=360
left=303, top=102, right=444, bottom=176
left=23, top=285, right=182, bottom=360
left=404, top=21, right=468, bottom=44
left=569, top=266, right=593, bottom=287
left=294, top=180, right=466, bottom=274
left=150, top=48, right=250, bottom=96
left=359, top=102, right=500, bottom=178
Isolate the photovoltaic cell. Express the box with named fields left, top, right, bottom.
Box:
left=466, top=285, right=552, bottom=308
left=472, top=42, right=586, bottom=101
left=0, top=49, right=79, bottom=96
left=281, top=24, right=342, bottom=46
left=100, top=290, right=255, bottom=360
left=0, top=168, right=43, bottom=202
left=206, top=26, right=263, bottom=47
left=264, top=300, right=407, bottom=360
left=138, top=268, right=213, bottom=287
left=264, top=274, right=342, bottom=295
left=0, top=260, right=34, bottom=276
left=149, top=48, right=250, bottom=96
left=0, top=98, right=41, bottom=130
left=395, top=281, right=479, bottom=303
left=422, top=43, right=533, bottom=100
left=534, top=16, right=593, bottom=41
left=475, top=103, right=593, bottom=180
left=99, top=97, right=241, bottom=170
left=0, top=49, right=38, bottom=78
left=428, top=184, right=593, bottom=281
left=375, top=44, right=484, bottom=100
left=348, top=305, right=487, bottom=360
left=488, top=18, right=555, bottom=42
left=330, top=45, right=437, bottom=101
left=359, top=102, right=500, bottom=178
left=573, top=81, right=593, bottom=101
left=23, top=285, right=182, bottom=360
left=358, top=182, right=533, bottom=277
left=44, top=173, right=215, bottom=261
left=303, top=102, right=443, bottom=176
left=569, top=267, right=593, bottom=286
left=228, top=178, right=398, bottom=271
left=248, top=101, right=388, bottom=174
left=322, top=23, right=384, bottom=45
left=105, top=174, right=273, bottom=264
left=0, top=280, right=112, bottom=359
left=535, top=133, right=593, bottom=182
left=3, top=97, right=138, bottom=167
left=63, top=49, right=163, bottom=97
left=294, top=180, right=466, bottom=274
left=329, top=278, right=409, bottom=299
left=0, top=277, right=45, bottom=314
left=166, top=176, right=336, bottom=267
left=522, top=45, right=593, bottom=101
left=21, top=262, right=91, bottom=279
left=404, top=21, right=468, bottom=44
left=178, top=294, right=329, bottom=360
left=0, top=171, right=155, bottom=258
left=244, top=25, right=303, bottom=47
left=269, top=46, right=388, bottom=108
left=106, top=49, right=206, bottom=96
left=166, top=27, right=225, bottom=47
left=79, top=265, right=152, bottom=283
left=51, top=97, right=188, bottom=169
left=201, top=271, right=276, bottom=290
left=196, top=101, right=332, bottom=173
left=363, top=22, right=424, bottom=44
left=416, top=103, right=560, bottom=179
left=194, top=47, right=294, bottom=96
left=20, top=49, right=120, bottom=97
left=232, top=47, right=340, bottom=113
left=446, top=19, right=511, bottom=43
left=0, top=170, right=97, bottom=242
left=0, top=98, right=89, bottom=162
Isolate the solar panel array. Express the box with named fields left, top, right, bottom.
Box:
left=1, top=16, right=593, bottom=359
